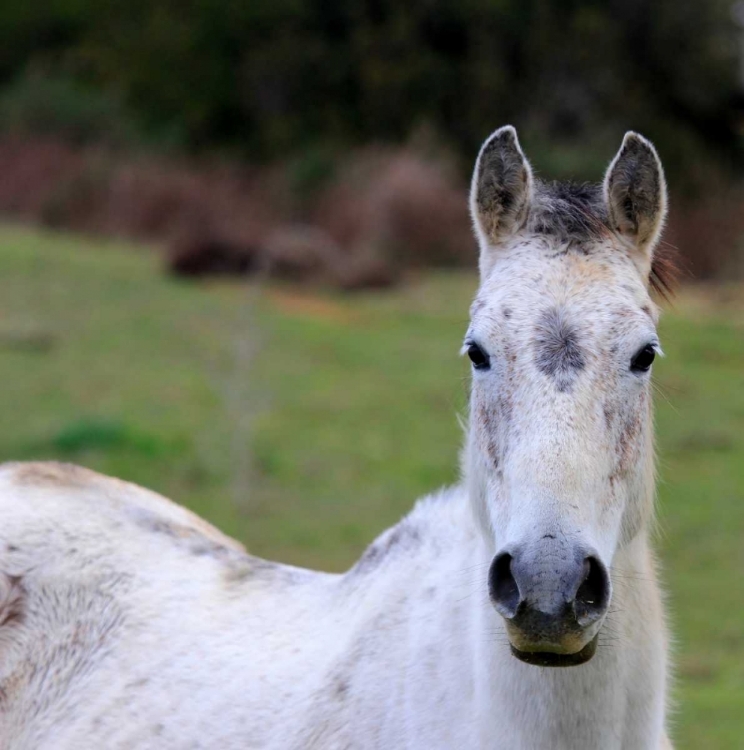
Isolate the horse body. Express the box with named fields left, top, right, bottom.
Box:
left=0, top=465, right=666, bottom=749
left=0, top=128, right=673, bottom=748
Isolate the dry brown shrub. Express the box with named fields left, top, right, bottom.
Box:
left=0, top=136, right=278, bottom=249
left=313, top=147, right=475, bottom=275
left=0, top=137, right=89, bottom=219
left=167, top=236, right=262, bottom=277
left=665, top=185, right=744, bottom=280
left=262, top=225, right=342, bottom=283
left=4, top=134, right=740, bottom=288
left=167, top=224, right=397, bottom=288
left=0, top=136, right=473, bottom=289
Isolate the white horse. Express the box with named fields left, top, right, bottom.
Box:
left=0, top=127, right=673, bottom=749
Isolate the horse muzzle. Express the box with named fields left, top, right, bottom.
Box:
left=488, top=543, right=611, bottom=667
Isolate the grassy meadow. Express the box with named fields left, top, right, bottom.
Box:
left=0, top=225, right=741, bottom=748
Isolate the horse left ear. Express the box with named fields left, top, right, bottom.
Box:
left=603, top=132, right=667, bottom=266
left=470, top=126, right=534, bottom=277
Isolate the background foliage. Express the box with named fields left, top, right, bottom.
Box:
left=1, top=0, right=742, bottom=183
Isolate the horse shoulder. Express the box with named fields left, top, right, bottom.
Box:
left=0, top=462, right=311, bottom=746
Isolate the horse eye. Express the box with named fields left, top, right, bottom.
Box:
left=467, top=343, right=490, bottom=370
left=631, top=344, right=656, bottom=373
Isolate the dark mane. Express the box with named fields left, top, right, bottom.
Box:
left=649, top=242, right=680, bottom=301
left=529, top=179, right=678, bottom=299
left=529, top=181, right=609, bottom=243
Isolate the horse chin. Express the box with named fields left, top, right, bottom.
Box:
left=509, top=634, right=599, bottom=668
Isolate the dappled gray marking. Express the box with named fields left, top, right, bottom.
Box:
left=0, top=572, right=24, bottom=628
left=534, top=308, right=585, bottom=391
left=126, top=506, right=300, bottom=585
left=350, top=520, right=422, bottom=576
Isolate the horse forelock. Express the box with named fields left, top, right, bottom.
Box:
left=514, top=179, right=678, bottom=303
left=528, top=181, right=610, bottom=246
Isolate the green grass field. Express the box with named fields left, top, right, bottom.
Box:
left=0, top=225, right=741, bottom=747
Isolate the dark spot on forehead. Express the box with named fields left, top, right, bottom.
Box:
left=534, top=307, right=585, bottom=392
left=502, top=307, right=512, bottom=319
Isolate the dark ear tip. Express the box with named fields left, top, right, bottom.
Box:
left=621, top=131, right=659, bottom=157
left=494, top=124, right=517, bottom=140
left=483, top=125, right=520, bottom=150
left=622, top=130, right=645, bottom=143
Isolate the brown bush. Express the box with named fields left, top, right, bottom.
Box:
left=1, top=135, right=741, bottom=287
left=0, top=136, right=475, bottom=289
left=167, top=236, right=262, bottom=277
left=167, top=224, right=397, bottom=289
left=665, top=186, right=744, bottom=280
left=0, top=136, right=278, bottom=249
left=313, top=148, right=475, bottom=273
left=0, top=137, right=89, bottom=219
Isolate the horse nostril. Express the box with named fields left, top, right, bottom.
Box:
left=574, top=556, right=610, bottom=625
left=488, top=552, right=521, bottom=619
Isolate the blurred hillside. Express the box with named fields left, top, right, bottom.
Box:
left=1, top=0, right=744, bottom=281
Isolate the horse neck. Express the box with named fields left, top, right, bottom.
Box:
left=343, top=489, right=664, bottom=746
left=456, top=534, right=663, bottom=748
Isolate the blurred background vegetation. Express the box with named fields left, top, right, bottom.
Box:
left=1, top=0, right=741, bottom=171
left=0, top=2, right=742, bottom=748
left=1, top=0, right=744, bottom=280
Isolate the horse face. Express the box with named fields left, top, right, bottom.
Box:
left=466, top=127, right=667, bottom=665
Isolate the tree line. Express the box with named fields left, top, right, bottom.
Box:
left=1, top=0, right=741, bottom=185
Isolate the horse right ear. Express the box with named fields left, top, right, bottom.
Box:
left=470, top=126, right=534, bottom=276
left=603, top=132, right=667, bottom=269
